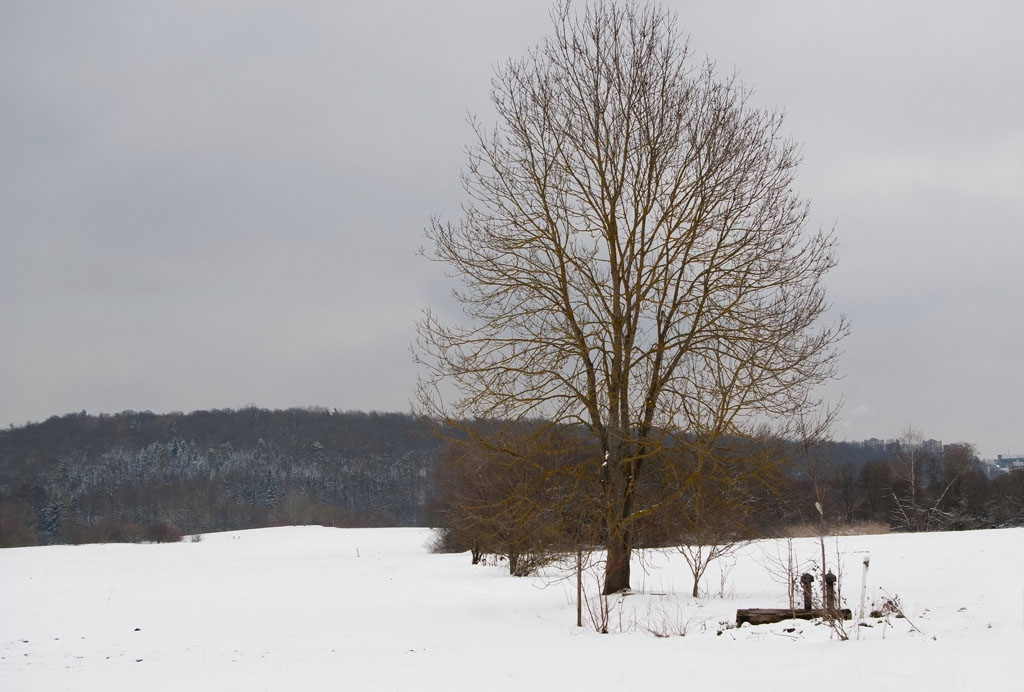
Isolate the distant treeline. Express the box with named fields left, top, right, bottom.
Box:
left=1, top=409, right=1022, bottom=549
left=774, top=441, right=1023, bottom=533
left=431, top=429, right=1024, bottom=576
left=0, top=408, right=442, bottom=547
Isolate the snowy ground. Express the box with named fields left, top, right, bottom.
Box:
left=2, top=526, right=1021, bottom=691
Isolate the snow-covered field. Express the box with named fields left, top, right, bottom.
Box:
left=2, top=526, right=1021, bottom=691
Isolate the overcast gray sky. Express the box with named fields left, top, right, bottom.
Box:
left=2, top=1, right=1021, bottom=457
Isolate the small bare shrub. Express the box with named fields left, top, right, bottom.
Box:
left=427, top=527, right=483, bottom=563
left=65, top=522, right=113, bottom=545
left=63, top=521, right=191, bottom=545
left=641, top=601, right=701, bottom=638
left=114, top=523, right=147, bottom=543
left=507, top=550, right=558, bottom=577
left=67, top=521, right=148, bottom=545
left=678, top=539, right=746, bottom=599
left=584, top=589, right=611, bottom=634
left=758, top=538, right=813, bottom=610
left=146, top=522, right=183, bottom=543
left=871, top=591, right=923, bottom=635
left=427, top=528, right=465, bottom=554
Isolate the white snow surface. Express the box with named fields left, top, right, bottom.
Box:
left=2, top=526, right=1021, bottom=691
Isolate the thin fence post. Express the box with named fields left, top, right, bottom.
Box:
left=576, top=550, right=583, bottom=628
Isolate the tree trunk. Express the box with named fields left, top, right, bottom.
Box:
left=603, top=534, right=631, bottom=595
left=603, top=444, right=634, bottom=595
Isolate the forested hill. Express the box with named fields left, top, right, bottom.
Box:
left=0, top=408, right=443, bottom=546
left=3, top=409, right=1021, bottom=549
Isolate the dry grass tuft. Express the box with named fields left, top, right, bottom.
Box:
left=781, top=521, right=890, bottom=538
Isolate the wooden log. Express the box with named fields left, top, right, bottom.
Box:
left=736, top=608, right=852, bottom=627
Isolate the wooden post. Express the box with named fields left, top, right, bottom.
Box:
left=858, top=554, right=870, bottom=622
left=576, top=550, right=583, bottom=628
left=800, top=573, right=814, bottom=610
left=825, top=571, right=837, bottom=612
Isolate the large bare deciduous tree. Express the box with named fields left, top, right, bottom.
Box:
left=415, top=0, right=847, bottom=594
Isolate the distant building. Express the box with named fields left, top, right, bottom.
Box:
left=922, top=439, right=943, bottom=455
left=863, top=438, right=885, bottom=452
left=982, top=454, right=1024, bottom=477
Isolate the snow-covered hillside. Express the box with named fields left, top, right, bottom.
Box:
left=2, top=526, right=1021, bottom=691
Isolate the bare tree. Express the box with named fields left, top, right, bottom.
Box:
left=889, top=426, right=925, bottom=530
left=934, top=443, right=986, bottom=529
left=433, top=424, right=598, bottom=576
left=890, top=431, right=983, bottom=531
left=670, top=436, right=776, bottom=598
left=677, top=533, right=744, bottom=600
left=415, top=0, right=846, bottom=594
